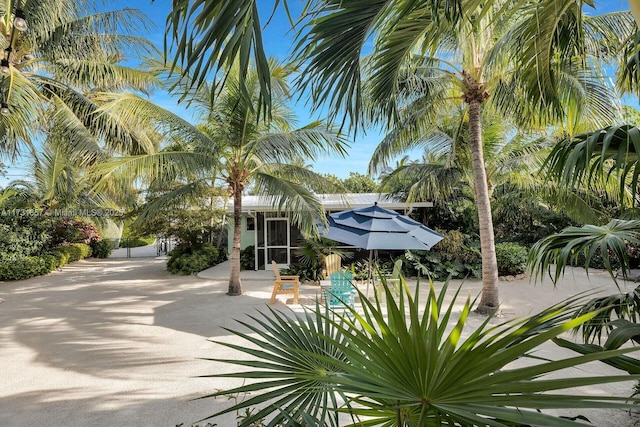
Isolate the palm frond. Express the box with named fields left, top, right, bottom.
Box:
left=252, top=165, right=327, bottom=237
left=248, top=122, right=349, bottom=164
left=165, top=0, right=271, bottom=118
left=528, top=219, right=640, bottom=285
left=201, top=277, right=640, bottom=426
left=544, top=124, right=640, bottom=208
left=90, top=151, right=217, bottom=192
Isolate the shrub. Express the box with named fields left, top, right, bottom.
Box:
left=51, top=217, right=100, bottom=246
left=49, top=247, right=70, bottom=267
left=495, top=242, right=528, bottom=276
left=283, top=262, right=323, bottom=283
left=0, top=215, right=54, bottom=257
left=0, top=255, right=51, bottom=281
left=240, top=245, right=255, bottom=270
left=41, top=254, right=58, bottom=271
left=90, top=239, right=113, bottom=258
left=64, top=243, right=92, bottom=262
left=402, top=230, right=482, bottom=281
left=167, top=243, right=223, bottom=275
left=119, top=236, right=155, bottom=248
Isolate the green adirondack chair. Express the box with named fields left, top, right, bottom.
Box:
left=324, top=270, right=355, bottom=309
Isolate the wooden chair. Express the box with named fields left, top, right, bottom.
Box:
left=323, top=253, right=341, bottom=279
left=375, top=259, right=402, bottom=299
left=269, top=261, right=299, bottom=304
left=323, top=270, right=355, bottom=309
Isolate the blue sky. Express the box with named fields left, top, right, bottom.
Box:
left=0, top=0, right=635, bottom=184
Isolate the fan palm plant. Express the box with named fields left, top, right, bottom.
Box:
left=199, top=278, right=640, bottom=426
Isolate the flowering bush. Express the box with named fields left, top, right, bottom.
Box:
left=51, top=217, right=101, bottom=245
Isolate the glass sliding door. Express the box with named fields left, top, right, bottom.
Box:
left=265, top=217, right=290, bottom=267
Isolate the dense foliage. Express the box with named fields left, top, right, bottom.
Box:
left=0, top=213, right=107, bottom=281
left=0, top=242, right=92, bottom=281
left=167, top=243, right=227, bottom=275
left=90, top=239, right=113, bottom=259
left=495, top=242, right=528, bottom=276
left=239, top=245, right=255, bottom=271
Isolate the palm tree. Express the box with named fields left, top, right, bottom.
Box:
left=163, top=1, right=633, bottom=307
left=0, top=0, right=161, bottom=160
left=294, top=1, right=622, bottom=313
left=97, top=60, right=348, bottom=296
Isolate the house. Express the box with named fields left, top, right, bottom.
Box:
left=229, top=193, right=433, bottom=270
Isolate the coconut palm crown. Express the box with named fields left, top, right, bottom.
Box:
left=293, top=0, right=624, bottom=313
left=0, top=0, right=161, bottom=160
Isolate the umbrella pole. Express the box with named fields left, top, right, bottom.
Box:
left=366, top=249, right=373, bottom=298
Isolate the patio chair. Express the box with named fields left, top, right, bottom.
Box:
left=375, top=259, right=402, bottom=299
left=269, top=261, right=299, bottom=304
left=323, top=253, right=341, bottom=279
left=323, top=270, right=356, bottom=309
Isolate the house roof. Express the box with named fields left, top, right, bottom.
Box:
left=236, top=193, right=433, bottom=213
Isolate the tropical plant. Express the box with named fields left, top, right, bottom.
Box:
left=0, top=0, right=161, bottom=159
left=193, top=60, right=345, bottom=290
left=200, top=278, right=640, bottom=426
left=528, top=219, right=640, bottom=285
left=286, top=236, right=353, bottom=284
left=99, top=60, right=348, bottom=296
left=167, top=242, right=225, bottom=275
left=293, top=0, right=625, bottom=314
left=527, top=219, right=640, bottom=377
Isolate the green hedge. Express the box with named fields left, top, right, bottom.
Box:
left=119, top=236, right=155, bottom=248
left=167, top=243, right=227, bottom=275
left=495, top=242, right=528, bottom=276
left=90, top=239, right=113, bottom=258
left=0, top=243, right=93, bottom=281
left=0, top=256, right=50, bottom=281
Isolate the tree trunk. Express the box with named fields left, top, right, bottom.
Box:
left=629, top=0, right=640, bottom=27
left=228, top=187, right=243, bottom=295
left=467, top=97, right=500, bottom=314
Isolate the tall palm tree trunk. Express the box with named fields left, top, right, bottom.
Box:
left=229, top=186, right=243, bottom=295
left=464, top=77, right=500, bottom=314
left=629, top=0, right=640, bottom=26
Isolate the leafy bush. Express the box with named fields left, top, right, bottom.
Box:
left=49, top=247, right=70, bottom=267
left=167, top=243, right=226, bottom=275
left=64, top=243, right=92, bottom=262
left=47, top=243, right=91, bottom=264
left=41, top=254, right=58, bottom=271
left=240, top=245, right=255, bottom=270
left=119, top=236, right=155, bottom=248
left=0, top=255, right=50, bottom=280
left=90, top=239, right=113, bottom=258
left=51, top=217, right=100, bottom=246
left=282, top=262, right=323, bottom=283
left=0, top=214, right=54, bottom=257
left=495, top=242, right=528, bottom=276
left=401, top=230, right=482, bottom=281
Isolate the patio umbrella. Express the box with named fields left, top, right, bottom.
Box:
left=319, top=203, right=444, bottom=294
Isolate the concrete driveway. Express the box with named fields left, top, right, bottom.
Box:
left=0, top=258, right=638, bottom=426
left=0, top=258, right=318, bottom=426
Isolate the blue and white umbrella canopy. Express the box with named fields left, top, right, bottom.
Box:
left=320, top=203, right=443, bottom=251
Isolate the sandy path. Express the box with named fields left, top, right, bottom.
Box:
left=0, top=258, right=638, bottom=426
